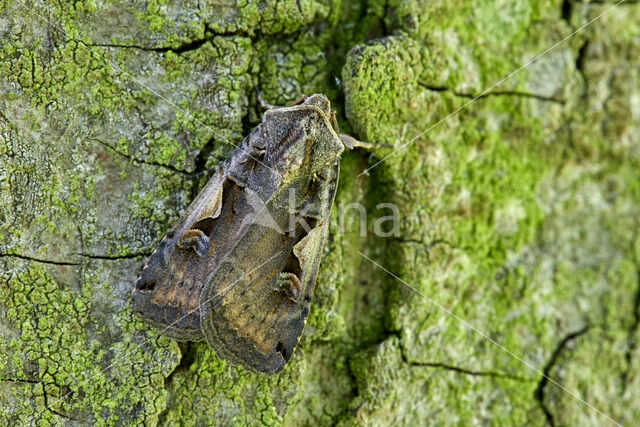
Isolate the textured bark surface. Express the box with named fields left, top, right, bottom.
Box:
left=1, top=0, right=639, bottom=425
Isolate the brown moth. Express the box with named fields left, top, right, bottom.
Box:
left=132, top=94, right=367, bottom=374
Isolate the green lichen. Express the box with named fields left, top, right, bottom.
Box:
left=2, top=0, right=639, bottom=425
left=0, top=262, right=180, bottom=425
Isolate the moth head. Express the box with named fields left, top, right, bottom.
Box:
left=262, top=94, right=344, bottom=176
left=300, top=94, right=332, bottom=117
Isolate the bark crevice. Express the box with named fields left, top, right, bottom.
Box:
left=534, top=325, right=590, bottom=426
left=0, top=252, right=80, bottom=266
left=397, top=334, right=530, bottom=382
left=418, top=82, right=566, bottom=104
left=75, top=252, right=152, bottom=261
left=92, top=138, right=194, bottom=176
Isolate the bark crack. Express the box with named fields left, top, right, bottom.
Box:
left=81, top=23, right=260, bottom=54
left=0, top=377, right=39, bottom=384
left=83, top=36, right=210, bottom=54
left=575, top=40, right=589, bottom=86
left=80, top=22, right=227, bottom=54
left=188, top=136, right=221, bottom=199
left=192, top=136, right=218, bottom=177
left=404, top=360, right=530, bottom=381
left=534, top=325, right=590, bottom=426
left=0, top=247, right=150, bottom=265
left=75, top=251, right=152, bottom=261
left=158, top=342, right=197, bottom=424
left=397, top=339, right=529, bottom=381
left=418, top=83, right=566, bottom=104
left=92, top=138, right=193, bottom=176
left=561, top=0, right=572, bottom=22
left=0, top=252, right=80, bottom=266
left=390, top=331, right=530, bottom=381
left=2, top=378, right=75, bottom=421
left=41, top=382, right=76, bottom=421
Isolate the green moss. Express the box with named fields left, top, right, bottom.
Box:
left=339, top=1, right=640, bottom=424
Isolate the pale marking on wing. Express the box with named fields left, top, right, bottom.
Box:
left=292, top=226, right=324, bottom=275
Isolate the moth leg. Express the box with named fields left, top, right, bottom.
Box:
left=339, top=134, right=392, bottom=151
left=273, top=272, right=302, bottom=303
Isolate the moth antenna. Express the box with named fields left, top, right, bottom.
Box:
left=256, top=87, right=308, bottom=110
left=257, top=92, right=281, bottom=110
left=330, top=110, right=340, bottom=134
left=339, top=134, right=392, bottom=150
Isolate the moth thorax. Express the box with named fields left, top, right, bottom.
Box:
left=177, top=229, right=212, bottom=257
left=304, top=94, right=331, bottom=115
left=267, top=125, right=307, bottom=172
left=274, top=272, right=302, bottom=303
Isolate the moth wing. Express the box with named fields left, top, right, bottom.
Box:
left=199, top=163, right=339, bottom=374
left=131, top=163, right=238, bottom=341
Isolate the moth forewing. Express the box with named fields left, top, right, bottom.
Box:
left=131, top=137, right=252, bottom=341
left=130, top=167, right=224, bottom=342
left=198, top=161, right=340, bottom=374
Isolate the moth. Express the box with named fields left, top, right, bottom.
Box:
left=131, top=94, right=370, bottom=374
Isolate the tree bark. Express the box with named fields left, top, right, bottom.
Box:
left=1, top=0, right=639, bottom=425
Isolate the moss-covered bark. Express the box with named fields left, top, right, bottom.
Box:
left=1, top=0, right=638, bottom=425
